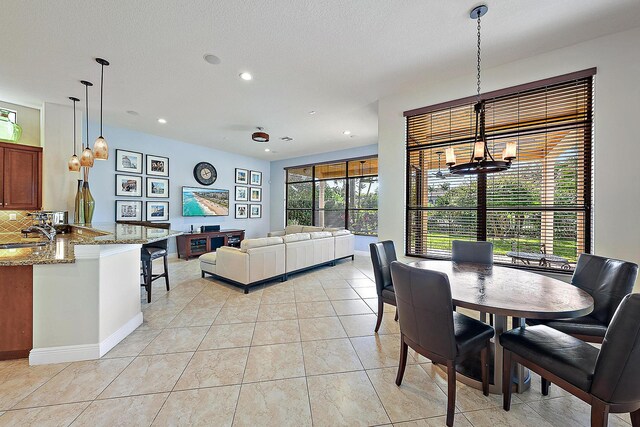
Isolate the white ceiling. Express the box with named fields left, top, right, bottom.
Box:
left=1, top=0, right=640, bottom=160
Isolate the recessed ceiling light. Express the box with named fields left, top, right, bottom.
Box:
left=264, top=148, right=270, bottom=152
left=126, top=110, right=139, bottom=116
left=157, top=118, right=167, bottom=124
left=239, top=72, right=252, bottom=81
left=203, top=53, right=221, bottom=65
left=343, top=130, right=351, bottom=135
left=308, top=111, right=316, bottom=115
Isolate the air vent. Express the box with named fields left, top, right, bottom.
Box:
left=280, top=136, right=294, bottom=142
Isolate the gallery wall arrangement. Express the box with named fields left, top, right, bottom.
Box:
left=235, top=168, right=262, bottom=219
left=114, top=149, right=169, bottom=221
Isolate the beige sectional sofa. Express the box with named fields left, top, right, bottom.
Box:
left=200, top=227, right=355, bottom=293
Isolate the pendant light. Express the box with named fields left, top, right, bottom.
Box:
left=80, top=80, right=95, bottom=167
left=446, top=5, right=516, bottom=175
left=67, top=97, right=81, bottom=172
left=93, top=58, right=110, bottom=160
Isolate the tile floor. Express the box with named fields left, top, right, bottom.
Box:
left=0, top=255, right=634, bottom=426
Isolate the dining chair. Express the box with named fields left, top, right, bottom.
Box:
left=501, top=293, right=640, bottom=427
left=526, top=253, right=638, bottom=343
left=118, top=220, right=171, bottom=303
left=391, top=261, right=493, bottom=427
left=369, top=241, right=398, bottom=332
left=451, top=240, right=494, bottom=324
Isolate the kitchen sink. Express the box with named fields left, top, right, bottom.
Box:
left=0, top=241, right=48, bottom=249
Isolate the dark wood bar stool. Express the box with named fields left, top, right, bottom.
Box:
left=118, top=221, right=171, bottom=303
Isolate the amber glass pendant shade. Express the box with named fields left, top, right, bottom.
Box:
left=68, top=96, right=81, bottom=172
left=68, top=155, right=80, bottom=171
left=80, top=146, right=94, bottom=167
left=93, top=135, right=108, bottom=160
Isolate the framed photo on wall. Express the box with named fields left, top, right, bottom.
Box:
left=235, top=203, right=248, bottom=219
left=235, top=186, right=248, bottom=201
left=115, top=200, right=142, bottom=221
left=250, top=170, right=262, bottom=186
left=146, top=154, right=169, bottom=177
left=250, top=204, right=262, bottom=219
left=115, top=149, right=143, bottom=174
left=235, top=168, right=248, bottom=185
left=147, top=177, right=170, bottom=198
left=249, top=187, right=262, bottom=202
left=146, top=201, right=169, bottom=221
left=115, top=174, right=142, bottom=197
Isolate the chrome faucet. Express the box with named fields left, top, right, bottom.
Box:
left=22, top=212, right=57, bottom=241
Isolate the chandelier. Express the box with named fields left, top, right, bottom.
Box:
left=445, top=5, right=516, bottom=175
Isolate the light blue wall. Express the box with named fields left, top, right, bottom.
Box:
left=85, top=122, right=271, bottom=253
left=269, top=144, right=378, bottom=250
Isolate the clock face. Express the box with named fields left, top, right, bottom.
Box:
left=194, top=162, right=217, bottom=185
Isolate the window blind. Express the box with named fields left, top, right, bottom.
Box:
left=405, top=69, right=594, bottom=271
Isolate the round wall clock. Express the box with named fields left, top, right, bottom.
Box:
left=193, top=162, right=217, bottom=185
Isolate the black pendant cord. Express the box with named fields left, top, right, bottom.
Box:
left=99, top=63, right=104, bottom=136
left=85, top=84, right=89, bottom=149
left=72, top=99, right=77, bottom=154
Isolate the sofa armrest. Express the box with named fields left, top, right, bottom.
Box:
left=215, top=247, right=250, bottom=284
left=267, top=230, right=286, bottom=237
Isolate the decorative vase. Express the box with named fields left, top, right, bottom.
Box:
left=0, top=109, right=22, bottom=142
left=74, top=179, right=85, bottom=224
left=83, top=181, right=95, bottom=225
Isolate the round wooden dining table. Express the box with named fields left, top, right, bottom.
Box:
left=407, top=259, right=594, bottom=394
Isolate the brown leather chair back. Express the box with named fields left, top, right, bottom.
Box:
left=571, top=254, right=638, bottom=325
left=370, top=241, right=397, bottom=297
left=591, top=293, right=640, bottom=404
left=451, top=240, right=494, bottom=265
left=390, top=261, right=456, bottom=360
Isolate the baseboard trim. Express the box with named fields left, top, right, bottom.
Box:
left=29, top=312, right=143, bottom=365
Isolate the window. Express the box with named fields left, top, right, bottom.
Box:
left=285, top=156, right=378, bottom=235
left=405, top=69, right=594, bottom=272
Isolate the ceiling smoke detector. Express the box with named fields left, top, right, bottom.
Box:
left=252, top=127, right=269, bottom=143
left=280, top=136, right=294, bottom=142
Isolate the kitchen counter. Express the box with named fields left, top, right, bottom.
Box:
left=0, top=223, right=182, bottom=266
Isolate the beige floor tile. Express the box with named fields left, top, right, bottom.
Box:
left=260, top=288, right=296, bottom=305
left=368, top=366, right=448, bottom=422
left=302, top=338, right=363, bottom=375
left=354, top=287, right=378, bottom=299
left=99, top=353, right=193, bottom=398
left=337, top=270, right=368, bottom=280
left=350, top=334, right=416, bottom=369
left=70, top=393, right=168, bottom=427
left=152, top=385, right=240, bottom=427
left=527, top=396, right=631, bottom=427
left=393, top=415, right=473, bottom=427
left=299, top=317, right=347, bottom=341
left=364, top=298, right=396, bottom=313
left=225, top=289, right=263, bottom=306
left=463, top=403, right=555, bottom=427
left=307, top=371, right=390, bottom=427
left=294, top=288, right=329, bottom=302
left=296, top=301, right=336, bottom=319
left=140, top=326, right=208, bottom=355
left=0, top=360, right=69, bottom=410
left=347, top=278, right=375, bottom=287
left=420, top=363, right=519, bottom=412
left=233, top=378, right=312, bottom=427
left=515, top=371, right=570, bottom=402
left=324, top=288, right=361, bottom=300
left=243, top=343, right=305, bottom=382
left=0, top=402, right=89, bottom=427
left=339, top=313, right=400, bottom=337
left=139, top=307, right=182, bottom=330
left=198, top=323, right=255, bottom=350
left=252, top=320, right=301, bottom=345
left=320, top=279, right=352, bottom=289
left=167, top=305, right=222, bottom=328
left=14, top=358, right=132, bottom=408
left=257, top=303, right=298, bottom=321
left=103, top=329, right=162, bottom=358
left=175, top=347, right=249, bottom=389
left=214, top=305, right=259, bottom=324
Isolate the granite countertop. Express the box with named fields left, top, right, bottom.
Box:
left=0, top=224, right=183, bottom=266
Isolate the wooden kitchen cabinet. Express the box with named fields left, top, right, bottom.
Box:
left=0, top=142, right=42, bottom=210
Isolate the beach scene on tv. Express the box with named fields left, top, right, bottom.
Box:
left=182, top=187, right=229, bottom=216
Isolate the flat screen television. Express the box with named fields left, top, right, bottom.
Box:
left=182, top=186, right=229, bottom=216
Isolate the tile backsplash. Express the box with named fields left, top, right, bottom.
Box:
left=0, top=211, right=35, bottom=233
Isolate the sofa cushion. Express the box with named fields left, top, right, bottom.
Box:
left=302, top=226, right=324, bottom=233
left=282, top=233, right=311, bottom=243
left=332, top=229, right=351, bottom=237
left=309, top=231, right=333, bottom=239
left=199, top=252, right=217, bottom=265
left=240, top=237, right=283, bottom=251
left=285, top=225, right=304, bottom=234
